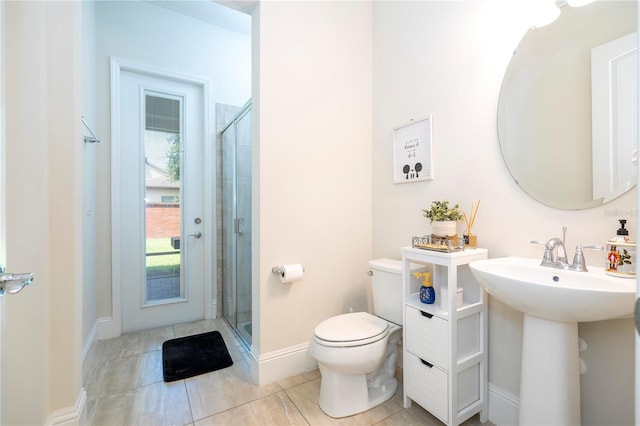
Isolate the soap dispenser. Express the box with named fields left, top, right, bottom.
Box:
left=414, top=272, right=435, bottom=304
left=605, top=219, right=636, bottom=278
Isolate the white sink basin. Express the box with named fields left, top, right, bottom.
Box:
left=469, top=256, right=637, bottom=425
left=469, top=256, right=635, bottom=322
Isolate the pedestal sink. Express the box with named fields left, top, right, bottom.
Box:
left=469, top=257, right=635, bottom=425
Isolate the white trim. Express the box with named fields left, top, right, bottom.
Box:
left=202, top=77, right=214, bottom=321
left=251, top=342, right=317, bottom=385
left=110, top=57, right=123, bottom=337
left=81, top=321, right=98, bottom=363
left=44, top=388, right=87, bottom=426
left=110, top=57, right=213, bottom=334
left=488, top=382, right=520, bottom=426
left=97, top=316, right=115, bottom=340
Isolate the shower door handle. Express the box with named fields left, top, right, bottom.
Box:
left=235, top=218, right=245, bottom=235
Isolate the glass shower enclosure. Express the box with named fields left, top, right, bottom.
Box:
left=221, top=100, right=252, bottom=346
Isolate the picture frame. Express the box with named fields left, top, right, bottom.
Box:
left=393, top=116, right=433, bottom=183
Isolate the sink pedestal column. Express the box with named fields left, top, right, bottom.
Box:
left=519, top=314, right=580, bottom=425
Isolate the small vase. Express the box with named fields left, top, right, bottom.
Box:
left=432, top=220, right=457, bottom=237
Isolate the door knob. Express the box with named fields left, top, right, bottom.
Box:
left=0, top=266, right=34, bottom=295
left=188, top=232, right=202, bottom=239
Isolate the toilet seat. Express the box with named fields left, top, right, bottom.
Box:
left=313, top=312, right=389, bottom=347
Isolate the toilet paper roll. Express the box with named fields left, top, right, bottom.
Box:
left=279, top=264, right=304, bottom=283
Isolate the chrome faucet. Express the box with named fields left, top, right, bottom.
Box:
left=540, top=237, right=568, bottom=267
left=532, top=227, right=603, bottom=272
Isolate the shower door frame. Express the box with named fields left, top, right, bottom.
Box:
left=221, top=100, right=252, bottom=346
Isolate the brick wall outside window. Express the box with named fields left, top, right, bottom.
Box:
left=146, top=203, right=180, bottom=238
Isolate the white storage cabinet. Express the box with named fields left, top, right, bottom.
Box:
left=401, top=247, right=488, bottom=425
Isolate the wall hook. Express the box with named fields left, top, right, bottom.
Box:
left=82, top=116, right=100, bottom=144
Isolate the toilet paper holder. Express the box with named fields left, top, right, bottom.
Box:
left=271, top=265, right=305, bottom=276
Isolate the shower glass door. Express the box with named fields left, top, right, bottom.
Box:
left=222, top=101, right=252, bottom=345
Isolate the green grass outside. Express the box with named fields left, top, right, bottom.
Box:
left=146, top=237, right=180, bottom=278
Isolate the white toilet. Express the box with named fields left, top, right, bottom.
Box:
left=309, top=258, right=425, bottom=418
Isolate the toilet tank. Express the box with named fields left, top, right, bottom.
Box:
left=369, top=258, right=426, bottom=325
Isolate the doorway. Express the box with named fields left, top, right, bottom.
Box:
left=220, top=100, right=252, bottom=345
left=112, top=60, right=210, bottom=333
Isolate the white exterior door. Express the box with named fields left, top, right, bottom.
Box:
left=116, top=68, right=206, bottom=333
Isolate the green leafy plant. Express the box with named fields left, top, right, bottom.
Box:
left=166, top=134, right=181, bottom=182
left=422, top=200, right=463, bottom=223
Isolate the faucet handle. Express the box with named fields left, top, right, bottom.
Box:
left=571, top=245, right=588, bottom=272
left=531, top=240, right=555, bottom=264
left=570, top=245, right=604, bottom=272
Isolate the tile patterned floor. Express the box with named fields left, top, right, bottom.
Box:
left=84, top=318, right=492, bottom=425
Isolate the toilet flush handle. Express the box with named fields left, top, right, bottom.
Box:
left=367, top=270, right=373, bottom=276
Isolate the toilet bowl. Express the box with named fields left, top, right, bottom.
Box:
left=309, top=259, right=425, bottom=418
left=310, top=312, right=401, bottom=418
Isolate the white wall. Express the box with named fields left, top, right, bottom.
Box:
left=4, top=1, right=84, bottom=423
left=82, top=0, right=98, bottom=357
left=94, top=1, right=251, bottom=321
left=372, top=1, right=635, bottom=424
left=254, top=0, right=373, bottom=369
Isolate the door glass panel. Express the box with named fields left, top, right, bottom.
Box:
left=144, top=94, right=183, bottom=303
left=235, top=109, right=252, bottom=345
left=221, top=102, right=252, bottom=347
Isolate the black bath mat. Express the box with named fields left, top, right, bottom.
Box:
left=162, top=330, right=233, bottom=382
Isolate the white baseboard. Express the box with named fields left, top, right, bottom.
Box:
left=82, top=321, right=98, bottom=363
left=45, top=388, right=87, bottom=426
left=97, top=316, right=115, bottom=340
left=210, top=300, right=217, bottom=319
left=488, top=383, right=520, bottom=426
left=249, top=340, right=402, bottom=386
left=251, top=342, right=317, bottom=385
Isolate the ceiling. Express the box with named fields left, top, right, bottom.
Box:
left=147, top=1, right=253, bottom=35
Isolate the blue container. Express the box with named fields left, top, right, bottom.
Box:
left=420, top=285, right=435, bottom=304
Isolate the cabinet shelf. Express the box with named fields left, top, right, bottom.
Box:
left=402, top=247, right=488, bottom=426
left=406, top=293, right=483, bottom=319
left=458, top=351, right=484, bottom=371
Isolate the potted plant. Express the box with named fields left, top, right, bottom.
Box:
left=422, top=200, right=463, bottom=237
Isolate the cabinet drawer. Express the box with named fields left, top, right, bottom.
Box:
left=405, top=351, right=448, bottom=422
left=406, top=305, right=448, bottom=368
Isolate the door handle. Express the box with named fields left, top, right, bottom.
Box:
left=0, top=266, right=34, bottom=295
left=188, top=232, right=202, bottom=239
left=235, top=218, right=245, bottom=235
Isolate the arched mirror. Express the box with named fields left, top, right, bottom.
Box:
left=498, top=1, right=638, bottom=210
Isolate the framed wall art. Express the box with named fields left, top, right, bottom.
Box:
left=393, top=116, right=433, bottom=183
